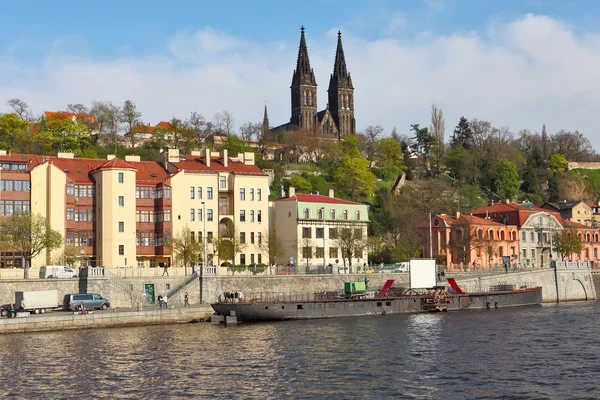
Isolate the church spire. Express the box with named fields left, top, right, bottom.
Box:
left=292, top=26, right=316, bottom=86
left=262, top=102, right=270, bottom=139
left=329, top=31, right=352, bottom=89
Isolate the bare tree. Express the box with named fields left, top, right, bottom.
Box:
left=239, top=122, right=262, bottom=142
left=214, top=110, right=235, bottom=135
left=257, top=230, right=285, bottom=266
left=7, top=98, right=31, bottom=121
left=169, top=225, right=202, bottom=275
left=358, top=125, right=383, bottom=168
left=186, top=111, right=208, bottom=145
left=92, top=101, right=122, bottom=149
left=334, top=221, right=368, bottom=272
left=299, top=236, right=314, bottom=268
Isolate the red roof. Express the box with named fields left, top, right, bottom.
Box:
left=94, top=157, right=137, bottom=171
left=471, top=202, right=562, bottom=226
left=0, top=153, right=46, bottom=168
left=564, top=220, right=595, bottom=230
left=44, top=111, right=96, bottom=122
left=171, top=156, right=265, bottom=175
left=130, top=125, right=155, bottom=134
left=50, top=158, right=106, bottom=183
left=156, top=121, right=173, bottom=130
left=275, top=193, right=362, bottom=205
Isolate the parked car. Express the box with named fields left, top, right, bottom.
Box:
left=379, top=269, right=394, bottom=273
left=63, top=293, right=110, bottom=311
left=0, top=304, right=9, bottom=317
left=393, top=263, right=409, bottom=273
left=360, top=268, right=376, bottom=274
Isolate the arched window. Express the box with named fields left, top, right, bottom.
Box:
left=309, top=91, right=313, bottom=106
left=522, top=231, right=526, bottom=241
left=343, top=209, right=349, bottom=220
left=304, top=208, right=310, bottom=219
left=500, top=231, right=505, bottom=240
left=478, top=230, right=483, bottom=240
left=355, top=210, right=361, bottom=221
left=511, top=231, right=517, bottom=241
left=330, top=209, right=336, bottom=219
left=304, top=90, right=307, bottom=105
left=587, top=233, right=591, bottom=242
left=318, top=208, right=324, bottom=220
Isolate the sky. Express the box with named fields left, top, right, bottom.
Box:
left=2, top=0, right=600, bottom=149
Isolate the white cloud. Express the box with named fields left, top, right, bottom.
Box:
left=2, top=14, right=600, bottom=151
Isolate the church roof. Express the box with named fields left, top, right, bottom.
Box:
left=328, top=31, right=353, bottom=90
left=292, top=26, right=316, bottom=86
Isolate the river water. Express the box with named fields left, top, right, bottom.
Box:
left=0, top=301, right=599, bottom=399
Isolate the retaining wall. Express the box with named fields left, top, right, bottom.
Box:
left=0, top=306, right=213, bottom=334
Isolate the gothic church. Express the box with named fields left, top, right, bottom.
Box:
left=265, top=27, right=356, bottom=139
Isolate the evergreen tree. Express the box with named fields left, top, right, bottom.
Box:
left=547, top=174, right=560, bottom=202
left=450, top=116, right=473, bottom=150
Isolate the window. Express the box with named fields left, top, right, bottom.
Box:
left=220, top=176, right=226, bottom=189
left=356, top=210, right=361, bottom=221
left=190, top=186, right=195, bottom=199
left=329, top=228, right=338, bottom=239
left=240, top=254, right=246, bottom=265
left=250, top=189, right=254, bottom=201
left=119, top=245, right=124, bottom=256
left=250, top=210, right=255, bottom=222
left=118, top=222, right=124, bottom=232
left=207, top=232, right=213, bottom=243
left=318, top=208, right=324, bottom=220
left=258, top=254, right=262, bottom=264
left=66, top=183, right=74, bottom=195
left=240, top=210, right=246, bottom=222
left=207, top=187, right=213, bottom=199
left=197, top=187, right=202, bottom=199
left=257, top=189, right=262, bottom=201
left=304, top=208, right=310, bottom=219
left=531, top=249, right=535, bottom=258
left=118, top=196, right=124, bottom=207
left=302, top=247, right=312, bottom=258
left=530, top=232, right=535, bottom=241
left=257, top=210, right=262, bottom=223
left=316, top=247, right=324, bottom=258
left=329, top=247, right=338, bottom=258
left=522, top=232, right=526, bottom=241
left=316, top=228, right=324, bottom=238
left=198, top=209, right=202, bottom=221
left=240, top=188, right=245, bottom=200
left=257, top=232, right=262, bottom=245
left=302, top=227, right=312, bottom=238
left=251, top=232, right=255, bottom=244
left=190, top=209, right=195, bottom=221
left=240, top=232, right=246, bottom=244
left=207, top=209, right=213, bottom=221
left=330, top=209, right=336, bottom=219
left=250, top=254, right=255, bottom=264
left=523, top=249, right=527, bottom=259
left=343, top=209, right=349, bottom=220
left=118, top=172, right=124, bottom=183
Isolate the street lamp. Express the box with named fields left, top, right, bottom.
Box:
left=320, top=207, right=326, bottom=272
left=429, top=211, right=433, bottom=259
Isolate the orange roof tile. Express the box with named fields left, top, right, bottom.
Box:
left=275, top=193, right=363, bottom=205
left=171, top=156, right=265, bottom=175
left=44, top=111, right=96, bottom=122
left=94, top=157, right=137, bottom=171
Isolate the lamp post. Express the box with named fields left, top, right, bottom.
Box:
left=201, top=202, right=207, bottom=272
left=321, top=207, right=326, bottom=272
left=429, top=211, right=433, bottom=259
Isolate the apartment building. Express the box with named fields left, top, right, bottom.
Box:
left=0, top=148, right=268, bottom=273
left=271, top=188, right=369, bottom=272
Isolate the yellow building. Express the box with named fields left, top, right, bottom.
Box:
left=0, top=149, right=268, bottom=274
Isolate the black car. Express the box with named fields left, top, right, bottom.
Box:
left=1, top=304, right=10, bottom=317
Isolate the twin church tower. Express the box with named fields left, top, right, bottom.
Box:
left=267, top=27, right=356, bottom=139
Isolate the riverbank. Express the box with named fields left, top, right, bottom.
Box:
left=0, top=305, right=214, bottom=334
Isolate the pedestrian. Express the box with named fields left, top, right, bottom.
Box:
left=163, top=295, right=168, bottom=309
left=8, top=303, right=15, bottom=318
left=19, top=298, right=25, bottom=312
left=184, top=292, right=190, bottom=307
left=80, top=302, right=86, bottom=315
left=238, top=290, right=243, bottom=303
left=504, top=263, right=509, bottom=274
left=162, top=263, right=170, bottom=276
left=157, top=294, right=163, bottom=308
left=364, top=277, right=369, bottom=290
left=234, top=290, right=239, bottom=303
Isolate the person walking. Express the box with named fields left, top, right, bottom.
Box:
left=8, top=303, right=15, bottom=318
left=163, top=295, right=168, bottom=309
left=157, top=294, right=163, bottom=308
left=238, top=290, right=243, bottom=303
left=184, top=292, right=190, bottom=307
left=162, top=263, right=169, bottom=276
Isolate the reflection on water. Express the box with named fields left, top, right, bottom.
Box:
left=1, top=302, right=599, bottom=399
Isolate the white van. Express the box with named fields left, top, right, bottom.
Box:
left=39, top=265, right=78, bottom=279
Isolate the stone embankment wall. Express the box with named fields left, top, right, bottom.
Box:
left=0, top=307, right=213, bottom=334
left=567, top=162, right=600, bottom=170
left=454, top=269, right=597, bottom=302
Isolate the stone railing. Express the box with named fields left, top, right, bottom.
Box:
left=106, top=267, right=191, bottom=278
left=553, top=261, right=590, bottom=269
left=203, top=266, right=218, bottom=276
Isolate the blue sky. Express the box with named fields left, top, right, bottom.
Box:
left=2, top=0, right=600, bottom=149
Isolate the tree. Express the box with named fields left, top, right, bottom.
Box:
left=552, top=227, right=583, bottom=261
left=6, top=98, right=31, bottom=121
left=430, top=103, right=445, bottom=172
left=333, top=156, right=376, bottom=202
left=0, top=212, right=62, bottom=278
left=490, top=158, right=520, bottom=201
left=257, top=230, right=285, bottom=266
left=334, top=221, right=368, bottom=271
left=376, top=137, right=405, bottom=180
left=51, top=245, right=79, bottom=267
left=213, top=226, right=246, bottom=266
left=284, top=175, right=312, bottom=194
left=410, top=123, right=434, bottom=170
left=121, top=100, right=142, bottom=147
left=91, top=101, right=122, bottom=149
left=450, top=116, right=473, bottom=150
left=0, top=113, right=31, bottom=150
left=239, top=122, right=262, bottom=142
left=548, top=153, right=568, bottom=174
left=170, top=225, right=202, bottom=275
left=42, top=112, right=92, bottom=155
left=186, top=111, right=208, bottom=146
left=358, top=125, right=383, bottom=168
left=216, top=135, right=252, bottom=156
left=299, top=236, right=314, bottom=268
left=449, top=220, right=497, bottom=267
left=214, top=110, right=235, bottom=135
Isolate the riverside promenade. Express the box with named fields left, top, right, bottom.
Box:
left=0, top=305, right=214, bottom=334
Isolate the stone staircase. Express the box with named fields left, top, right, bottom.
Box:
left=165, top=271, right=199, bottom=305
left=107, top=271, right=148, bottom=307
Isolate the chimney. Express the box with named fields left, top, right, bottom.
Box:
left=204, top=148, right=211, bottom=167
left=456, top=211, right=461, bottom=219
left=221, top=149, right=228, bottom=167
left=125, top=155, right=140, bottom=162
left=106, top=154, right=116, bottom=161
left=280, top=185, right=285, bottom=198
left=289, top=186, right=296, bottom=197
left=505, top=199, right=510, bottom=204
left=328, top=188, right=335, bottom=198
left=486, top=210, right=489, bottom=219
